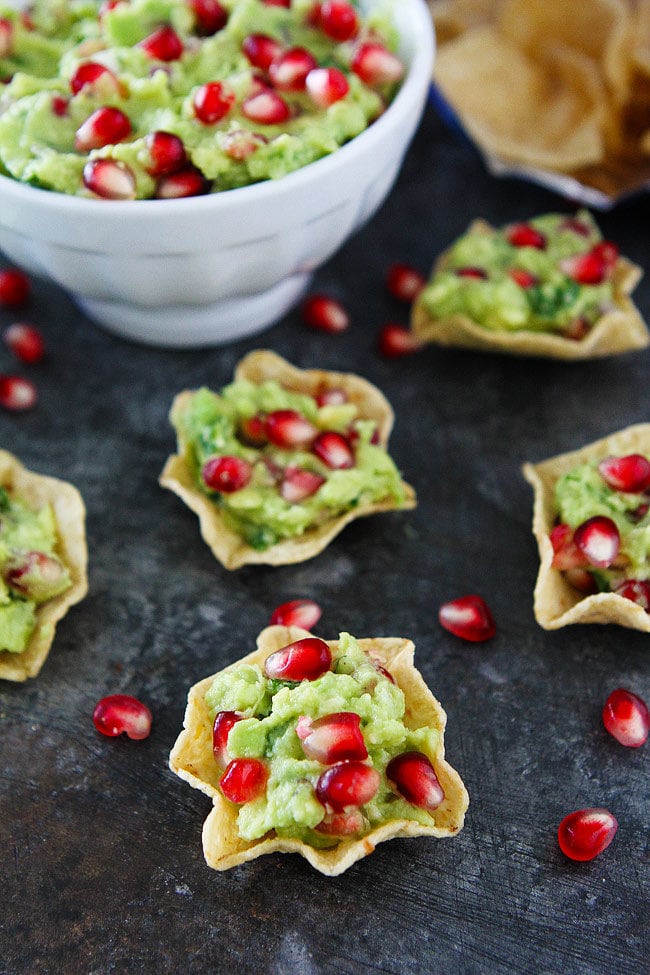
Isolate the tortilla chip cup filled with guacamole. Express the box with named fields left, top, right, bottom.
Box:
left=160, top=350, right=416, bottom=569
left=523, top=424, right=650, bottom=632
left=412, top=210, right=649, bottom=359
left=169, top=625, right=469, bottom=876
left=0, top=450, right=88, bottom=681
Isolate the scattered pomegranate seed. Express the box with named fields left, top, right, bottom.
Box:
left=3, top=550, right=67, bottom=599
left=220, top=757, right=268, bottom=803
left=386, top=262, right=426, bottom=303
left=312, top=431, right=354, bottom=470
left=573, top=516, right=620, bottom=568
left=4, top=322, right=46, bottom=364
left=602, top=688, right=649, bottom=747
left=263, top=636, right=332, bottom=681
left=193, top=81, right=235, bottom=123
left=70, top=61, right=123, bottom=97
left=263, top=0, right=290, bottom=5
left=597, top=454, right=650, bottom=494
left=212, top=710, right=243, bottom=766
left=238, top=413, right=267, bottom=446
left=509, top=268, right=537, bottom=288
left=222, top=128, right=267, bottom=160
left=562, top=316, right=590, bottom=341
left=139, top=24, right=184, bottom=61
left=297, top=711, right=368, bottom=764
left=242, top=34, right=283, bottom=71
left=155, top=166, right=210, bottom=198
left=202, top=455, right=252, bottom=493
left=190, top=0, right=228, bottom=35
left=305, top=67, right=349, bottom=108
left=144, top=130, right=187, bottom=176
left=318, top=1, right=359, bottom=41
left=93, top=694, right=153, bottom=740
left=83, top=158, right=136, bottom=200
left=0, top=17, right=13, bottom=57
left=557, top=808, right=618, bottom=862
left=301, top=294, right=349, bottom=334
left=559, top=216, right=591, bottom=237
left=269, top=598, right=322, bottom=630
left=269, top=47, right=317, bottom=91
left=386, top=751, right=445, bottom=811
left=75, top=106, right=131, bottom=151
left=455, top=266, right=487, bottom=280
left=564, top=567, right=598, bottom=594
left=315, top=386, right=347, bottom=406
left=51, top=95, right=69, bottom=116
left=315, top=809, right=364, bottom=835
left=506, top=223, right=547, bottom=249
left=351, top=42, right=404, bottom=85
left=438, top=594, right=496, bottom=642
left=265, top=409, right=317, bottom=448
left=316, top=760, right=380, bottom=810
left=614, top=579, right=650, bottom=610
left=550, top=523, right=589, bottom=570
left=242, top=89, right=291, bottom=124
left=0, top=375, right=37, bottom=411
left=378, top=323, right=422, bottom=357
left=560, top=242, right=618, bottom=285
left=280, top=466, right=326, bottom=502
left=0, top=267, right=30, bottom=307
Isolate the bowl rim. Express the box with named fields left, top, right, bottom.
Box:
left=0, top=0, right=435, bottom=219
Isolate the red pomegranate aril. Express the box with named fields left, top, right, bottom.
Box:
left=144, top=130, right=187, bottom=176
left=455, top=266, right=487, bottom=280
left=265, top=409, right=317, bottom=449
left=301, top=294, right=349, bottom=334
left=378, top=323, right=422, bottom=357
left=0, top=17, right=13, bottom=57
left=438, top=594, right=496, bottom=642
left=242, top=89, right=290, bottom=125
left=242, top=33, right=283, bottom=71
left=614, top=578, right=650, bottom=610
left=239, top=413, right=267, bottom=446
left=194, top=80, right=235, bottom=123
left=562, top=316, right=590, bottom=341
left=316, top=761, right=380, bottom=810
left=70, top=61, right=122, bottom=97
left=75, top=106, right=131, bottom=151
left=550, top=523, right=589, bottom=570
left=212, top=710, right=243, bottom=767
left=559, top=216, right=591, bottom=237
left=573, top=516, right=620, bottom=568
left=598, top=454, right=650, bottom=493
left=602, top=688, right=649, bottom=747
left=0, top=268, right=30, bottom=307
left=315, top=809, right=364, bottom=835
left=564, top=567, right=597, bottom=594
left=312, top=431, right=354, bottom=470
left=316, top=386, right=347, bottom=407
left=592, top=240, right=619, bottom=267
left=509, top=268, right=538, bottom=288
left=51, top=95, right=69, bottom=116
left=263, top=636, right=332, bottom=681
left=190, top=0, right=228, bottom=35
left=319, top=1, right=359, bottom=41
left=202, top=455, right=252, bottom=493
left=3, top=550, right=66, bottom=600
left=351, top=42, right=404, bottom=85
left=269, top=598, right=322, bottom=630
left=139, top=24, right=184, bottom=61
left=269, top=47, right=317, bottom=91
left=280, top=466, right=325, bottom=502
left=220, top=758, right=268, bottom=803
left=0, top=375, right=37, bottom=411
left=297, top=711, right=368, bottom=764
left=557, top=808, right=618, bottom=861
left=83, top=158, right=136, bottom=200
left=93, top=694, right=153, bottom=740
left=306, top=67, right=349, bottom=108
left=560, top=241, right=618, bottom=285
left=263, top=0, right=290, bottom=5
left=506, top=223, right=547, bottom=249
left=155, top=166, right=210, bottom=198
left=386, top=751, right=445, bottom=811
left=386, top=262, right=426, bottom=303
left=4, top=322, right=45, bottom=364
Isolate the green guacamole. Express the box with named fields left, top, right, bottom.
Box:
left=173, top=377, right=409, bottom=550
left=205, top=632, right=440, bottom=843
left=419, top=211, right=615, bottom=336
left=0, top=0, right=401, bottom=198
left=0, top=486, right=71, bottom=653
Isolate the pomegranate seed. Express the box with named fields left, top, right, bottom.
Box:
left=263, top=0, right=290, bottom=5
left=70, top=61, right=122, bottom=97
left=614, top=579, right=650, bottom=610
left=270, top=598, right=322, bottom=630
left=628, top=502, right=649, bottom=523
left=220, top=758, right=268, bottom=803
left=269, top=47, right=317, bottom=91
left=265, top=409, right=317, bottom=449
left=509, top=268, right=537, bottom=288
left=301, top=294, right=349, bottom=334
left=155, top=166, right=210, bottom=198
left=315, top=386, right=347, bottom=406
left=351, top=43, right=404, bottom=86
left=51, top=95, right=69, bottom=116
left=190, top=0, right=228, bottom=35
left=242, top=34, right=283, bottom=71
left=318, top=1, right=359, bottom=41
left=506, top=223, right=547, bottom=249
left=312, top=431, right=354, bottom=470
left=93, top=694, right=152, bottom=740
left=560, top=242, right=618, bottom=285
left=316, top=761, right=380, bottom=810
left=602, top=688, right=649, bottom=747
left=263, top=636, right=332, bottom=681
left=242, top=89, right=291, bottom=124
left=193, top=81, right=235, bottom=123
left=237, top=413, right=266, bottom=446
left=557, top=808, right=618, bottom=861
left=0, top=375, right=37, bottom=411
left=386, top=751, right=445, bottom=811
left=305, top=67, right=349, bottom=108
left=83, top=158, right=136, bottom=200
left=598, top=454, right=650, bottom=493
left=386, top=262, right=426, bottom=303
left=298, top=712, right=367, bottom=764
left=550, top=523, right=589, bottom=570
left=315, top=809, right=364, bottom=835
left=559, top=216, right=591, bottom=237
left=202, top=455, right=252, bottom=493
left=4, top=322, right=46, bottom=364
left=280, top=466, right=326, bottom=502
left=139, top=24, right=184, bottom=61
left=212, top=710, right=243, bottom=766
left=562, top=316, right=590, bottom=341
left=564, top=567, right=597, bottom=594
left=221, top=129, right=266, bottom=160
left=438, top=594, right=496, bottom=642
left=98, top=0, right=122, bottom=18
left=75, top=107, right=131, bottom=151
left=455, top=266, right=487, bottom=280
left=0, top=17, right=14, bottom=57
left=144, top=131, right=187, bottom=176
left=3, top=550, right=67, bottom=600
left=0, top=267, right=30, bottom=307
left=593, top=240, right=619, bottom=266
left=573, top=516, right=620, bottom=568
left=378, top=323, right=422, bottom=357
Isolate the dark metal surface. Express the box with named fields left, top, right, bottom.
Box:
left=2, top=104, right=649, bottom=975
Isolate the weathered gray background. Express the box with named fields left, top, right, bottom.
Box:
left=1, top=103, right=648, bottom=975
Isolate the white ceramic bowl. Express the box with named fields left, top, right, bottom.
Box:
left=0, top=0, right=434, bottom=347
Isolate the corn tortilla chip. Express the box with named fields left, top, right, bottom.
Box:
left=169, top=625, right=469, bottom=875
left=0, top=451, right=88, bottom=681
left=523, top=425, right=650, bottom=632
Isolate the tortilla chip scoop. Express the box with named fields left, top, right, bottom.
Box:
left=169, top=625, right=469, bottom=876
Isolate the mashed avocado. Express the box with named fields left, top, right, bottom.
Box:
left=0, top=485, right=72, bottom=652
left=420, top=211, right=616, bottom=336
left=205, top=632, right=440, bottom=843
left=173, top=377, right=408, bottom=550
left=0, top=0, right=402, bottom=198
